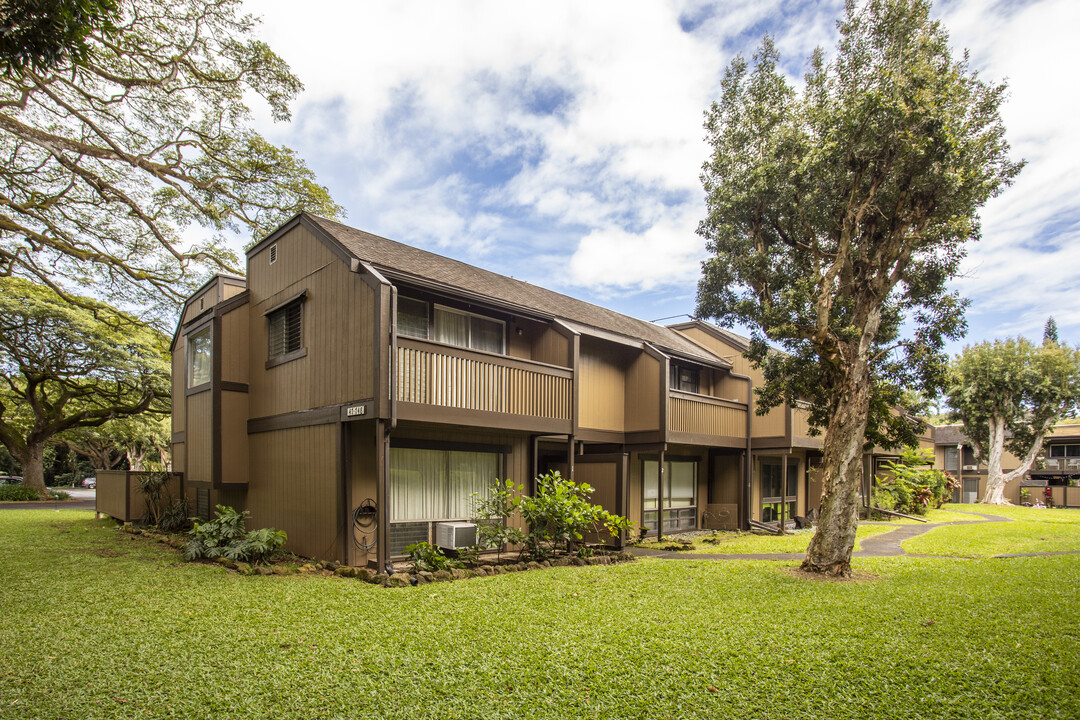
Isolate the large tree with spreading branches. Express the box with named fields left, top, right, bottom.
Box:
left=0, top=277, right=170, bottom=493
left=696, top=0, right=1022, bottom=575
left=0, top=0, right=341, bottom=321
left=947, top=336, right=1080, bottom=505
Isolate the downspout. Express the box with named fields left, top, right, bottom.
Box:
left=727, top=371, right=753, bottom=531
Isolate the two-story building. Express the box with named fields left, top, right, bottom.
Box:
left=169, top=213, right=771, bottom=570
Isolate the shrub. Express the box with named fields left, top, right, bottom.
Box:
left=183, top=505, right=286, bottom=565
left=137, top=472, right=172, bottom=527
left=875, top=448, right=955, bottom=515
left=518, top=471, right=632, bottom=559
left=0, top=485, right=43, bottom=501
left=405, top=541, right=461, bottom=573
left=158, top=498, right=190, bottom=533
left=470, top=478, right=526, bottom=562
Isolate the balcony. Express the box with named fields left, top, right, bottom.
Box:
left=396, top=337, right=573, bottom=433
left=668, top=390, right=748, bottom=446
left=1041, top=457, right=1080, bottom=473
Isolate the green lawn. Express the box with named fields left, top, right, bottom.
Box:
left=904, top=503, right=1080, bottom=558
left=658, top=524, right=895, bottom=554
left=2, top=509, right=1079, bottom=719
left=866, top=507, right=979, bottom=525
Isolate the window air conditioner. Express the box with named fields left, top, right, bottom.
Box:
left=435, top=522, right=477, bottom=550
left=962, top=465, right=978, bottom=471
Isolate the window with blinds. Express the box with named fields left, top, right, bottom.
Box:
left=268, top=299, right=303, bottom=360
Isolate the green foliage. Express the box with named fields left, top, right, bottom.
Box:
left=696, top=0, right=1021, bottom=455
left=0, top=0, right=343, bottom=317
left=158, top=498, right=190, bottom=534
left=1044, top=317, right=1060, bottom=345
left=0, top=278, right=170, bottom=492
left=405, top=541, right=462, bottom=573
left=0, top=485, right=43, bottom=501
left=875, top=448, right=956, bottom=515
left=137, top=472, right=173, bottom=527
left=470, top=478, right=526, bottom=560
left=183, top=505, right=285, bottom=565
left=0, top=0, right=119, bottom=74
left=947, top=337, right=1080, bottom=465
left=517, top=471, right=632, bottom=559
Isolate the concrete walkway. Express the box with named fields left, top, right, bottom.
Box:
left=627, top=510, right=1079, bottom=561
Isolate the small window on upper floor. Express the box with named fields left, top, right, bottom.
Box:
left=397, top=296, right=430, bottom=340
left=187, top=325, right=212, bottom=387
left=669, top=363, right=700, bottom=394
left=268, top=298, right=304, bottom=363
left=944, top=447, right=959, bottom=472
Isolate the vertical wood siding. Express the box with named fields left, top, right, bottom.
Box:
left=578, top=342, right=626, bottom=431
left=171, top=343, right=186, bottom=435
left=247, top=424, right=340, bottom=561
left=185, top=391, right=212, bottom=484
left=533, top=325, right=571, bottom=367
left=220, top=306, right=249, bottom=385
left=247, top=225, right=376, bottom=418
left=624, top=352, right=660, bottom=432
left=221, top=391, right=249, bottom=485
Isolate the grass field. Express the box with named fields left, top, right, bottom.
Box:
left=904, top=504, right=1080, bottom=558
left=1, top=508, right=1078, bottom=719
left=646, top=524, right=895, bottom=554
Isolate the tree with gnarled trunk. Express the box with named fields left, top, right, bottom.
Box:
left=0, top=0, right=341, bottom=322
left=696, top=0, right=1021, bottom=576
left=946, top=337, right=1080, bottom=505
left=0, top=277, right=169, bottom=493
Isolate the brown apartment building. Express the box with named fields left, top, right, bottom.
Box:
left=164, top=212, right=1052, bottom=572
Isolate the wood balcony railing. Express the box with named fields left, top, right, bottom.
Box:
left=396, top=337, right=573, bottom=421
left=668, top=390, right=747, bottom=439
left=1042, top=457, right=1080, bottom=472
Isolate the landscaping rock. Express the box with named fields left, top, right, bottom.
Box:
left=234, top=562, right=251, bottom=574
left=450, top=568, right=468, bottom=581
left=417, top=571, right=434, bottom=584
left=571, top=558, right=587, bottom=567
left=334, top=566, right=352, bottom=577
left=433, top=570, right=452, bottom=582
left=526, top=561, right=543, bottom=571
left=472, top=568, right=488, bottom=577
left=215, top=556, right=231, bottom=565
left=255, top=566, right=272, bottom=576
left=298, top=563, right=316, bottom=574
left=481, top=565, right=496, bottom=575
left=552, top=558, right=571, bottom=567
left=616, top=551, right=635, bottom=562
left=356, top=568, right=375, bottom=582
left=372, top=573, right=389, bottom=585
left=325, top=561, right=339, bottom=571
left=272, top=566, right=289, bottom=576
left=383, top=574, right=410, bottom=588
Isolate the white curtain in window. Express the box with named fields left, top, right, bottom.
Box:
left=187, top=327, right=212, bottom=386
left=643, top=460, right=659, bottom=510
left=447, top=451, right=499, bottom=518
left=471, top=316, right=503, bottom=353
left=668, top=461, right=696, bottom=507
left=390, top=448, right=446, bottom=521
left=397, top=297, right=429, bottom=339
left=435, top=308, right=469, bottom=347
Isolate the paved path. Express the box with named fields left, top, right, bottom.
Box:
left=627, top=510, right=1079, bottom=561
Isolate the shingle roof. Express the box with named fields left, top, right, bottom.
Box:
left=306, top=214, right=726, bottom=365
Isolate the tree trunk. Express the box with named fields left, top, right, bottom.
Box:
left=801, top=352, right=875, bottom=577
left=18, top=442, right=47, bottom=494
left=983, top=415, right=1008, bottom=505
left=127, top=447, right=146, bottom=472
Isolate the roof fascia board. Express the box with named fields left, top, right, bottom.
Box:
left=379, top=267, right=556, bottom=323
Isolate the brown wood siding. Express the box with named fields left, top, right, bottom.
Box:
left=579, top=342, right=626, bottom=432
left=247, top=424, right=341, bottom=561
left=533, top=325, right=571, bottom=367
left=753, top=406, right=787, bottom=438
left=171, top=341, right=186, bottom=435
left=668, top=392, right=747, bottom=438
left=396, top=338, right=572, bottom=421
left=222, top=282, right=245, bottom=300
left=247, top=224, right=377, bottom=418
left=624, top=352, right=660, bottom=432
left=714, top=372, right=748, bottom=403
left=348, top=422, right=378, bottom=567
left=186, top=391, right=212, bottom=484
left=182, top=289, right=215, bottom=324
left=220, top=391, right=249, bottom=485
left=95, top=470, right=128, bottom=520
left=627, top=453, right=643, bottom=528
left=172, top=442, right=185, bottom=474
left=220, top=306, right=249, bottom=385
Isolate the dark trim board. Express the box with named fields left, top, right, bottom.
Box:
left=172, top=432, right=186, bottom=444
left=248, top=405, right=341, bottom=434
left=395, top=402, right=573, bottom=435
left=221, top=382, right=249, bottom=393
left=185, top=383, right=211, bottom=397
left=667, top=431, right=747, bottom=449
left=391, top=437, right=514, bottom=455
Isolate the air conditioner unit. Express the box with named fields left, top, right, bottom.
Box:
left=962, top=465, right=978, bottom=471
left=435, top=522, right=476, bottom=550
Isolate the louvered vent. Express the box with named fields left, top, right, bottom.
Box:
left=269, top=244, right=278, bottom=264
left=268, top=300, right=302, bottom=358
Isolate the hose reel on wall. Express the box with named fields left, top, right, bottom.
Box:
left=352, top=498, right=377, bottom=552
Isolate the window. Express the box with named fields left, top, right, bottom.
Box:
left=944, top=447, right=959, bottom=472
left=760, top=456, right=798, bottom=523
left=397, top=297, right=429, bottom=339
left=643, top=458, right=698, bottom=532
left=396, top=296, right=505, bottom=354
left=1049, top=444, right=1080, bottom=457
left=186, top=325, right=212, bottom=387
left=389, top=447, right=503, bottom=556
left=669, top=363, right=701, bottom=394
left=268, top=299, right=303, bottom=362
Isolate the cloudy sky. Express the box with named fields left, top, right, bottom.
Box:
left=243, top=0, right=1077, bottom=352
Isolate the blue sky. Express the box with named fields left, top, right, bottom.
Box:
left=244, top=0, right=1078, bottom=352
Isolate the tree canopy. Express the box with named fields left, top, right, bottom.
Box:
left=696, top=0, right=1021, bottom=575
left=0, top=0, right=120, bottom=73
left=0, top=0, right=341, bottom=320
left=946, top=336, right=1080, bottom=504
left=0, top=277, right=169, bottom=492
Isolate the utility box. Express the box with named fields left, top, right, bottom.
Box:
left=435, top=522, right=477, bottom=550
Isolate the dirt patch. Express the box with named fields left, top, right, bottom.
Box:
left=95, top=549, right=122, bottom=558
left=783, top=566, right=880, bottom=583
